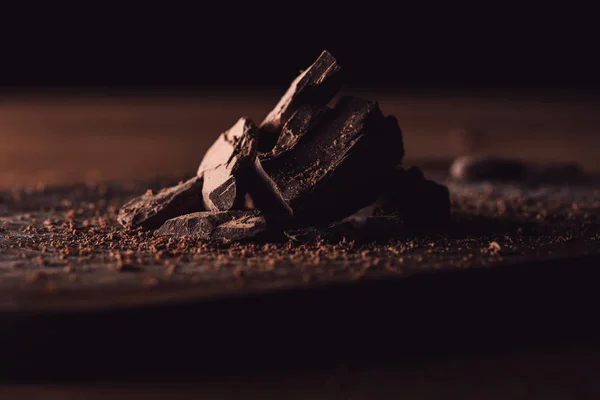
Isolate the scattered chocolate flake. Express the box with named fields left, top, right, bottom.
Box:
left=117, top=177, right=204, bottom=230
left=487, top=241, right=502, bottom=255
left=156, top=210, right=267, bottom=242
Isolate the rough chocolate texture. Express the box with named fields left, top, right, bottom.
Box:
left=156, top=210, right=266, bottom=241
left=259, top=50, right=343, bottom=151
left=258, top=96, right=404, bottom=224
left=198, top=118, right=258, bottom=211
left=265, top=105, right=323, bottom=159
left=117, top=177, right=204, bottom=230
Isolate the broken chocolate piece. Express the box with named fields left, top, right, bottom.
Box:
left=197, top=118, right=258, bottom=211
left=450, top=155, right=527, bottom=182
left=382, top=167, right=450, bottom=233
left=117, top=177, right=204, bottom=230
left=243, top=106, right=324, bottom=217
left=247, top=157, right=295, bottom=216
left=259, top=50, right=343, bottom=151
left=156, top=210, right=266, bottom=241
left=257, top=96, right=404, bottom=225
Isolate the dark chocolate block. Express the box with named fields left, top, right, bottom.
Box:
left=257, top=96, right=404, bottom=225
left=197, top=118, right=258, bottom=211
left=258, top=50, right=343, bottom=151
left=117, top=177, right=204, bottom=230
left=245, top=106, right=322, bottom=217
left=155, top=210, right=266, bottom=241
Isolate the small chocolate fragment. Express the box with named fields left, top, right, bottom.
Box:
left=258, top=96, right=404, bottom=225
left=197, top=118, right=258, bottom=211
left=117, top=177, right=204, bottom=230
left=382, top=167, right=451, bottom=233
left=450, top=155, right=527, bottom=182
left=259, top=50, right=343, bottom=151
left=156, top=210, right=266, bottom=242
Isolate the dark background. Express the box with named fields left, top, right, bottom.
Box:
left=0, top=4, right=598, bottom=96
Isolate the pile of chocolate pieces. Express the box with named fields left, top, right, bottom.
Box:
left=118, top=51, right=450, bottom=242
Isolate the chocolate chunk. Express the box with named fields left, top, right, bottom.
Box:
left=265, top=105, right=323, bottom=159
left=257, top=96, right=404, bottom=225
left=156, top=210, right=266, bottom=241
left=258, top=50, right=343, bottom=151
left=244, top=106, right=322, bottom=217
left=382, top=167, right=451, bottom=233
left=197, top=118, right=258, bottom=211
left=246, top=158, right=295, bottom=216
left=450, top=155, right=527, bottom=182
left=118, top=177, right=204, bottom=230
